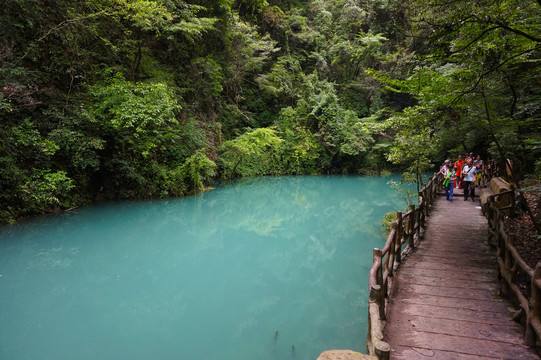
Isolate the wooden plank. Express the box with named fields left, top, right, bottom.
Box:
left=385, top=315, right=526, bottom=344
left=387, top=331, right=539, bottom=360
left=395, top=266, right=497, bottom=284
left=387, top=301, right=515, bottom=325
left=398, top=259, right=498, bottom=275
left=415, top=239, right=492, bottom=251
left=394, top=276, right=499, bottom=291
left=390, top=345, right=538, bottom=360
left=414, top=239, right=492, bottom=250
left=403, top=253, right=496, bottom=267
left=397, top=266, right=497, bottom=283
left=391, top=292, right=509, bottom=313
left=418, top=239, right=492, bottom=253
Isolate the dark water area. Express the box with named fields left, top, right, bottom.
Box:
left=0, top=175, right=414, bottom=360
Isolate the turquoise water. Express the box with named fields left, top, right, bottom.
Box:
left=0, top=175, right=410, bottom=360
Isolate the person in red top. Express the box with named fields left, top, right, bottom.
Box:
left=454, top=155, right=464, bottom=189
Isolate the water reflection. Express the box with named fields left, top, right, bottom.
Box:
left=0, top=175, right=411, bottom=360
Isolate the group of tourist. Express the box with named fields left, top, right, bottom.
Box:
left=440, top=153, right=485, bottom=202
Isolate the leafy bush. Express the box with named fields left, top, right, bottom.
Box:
left=219, top=127, right=283, bottom=178
left=381, top=211, right=397, bottom=232
left=21, top=170, right=75, bottom=211
left=88, top=73, right=181, bottom=134
left=178, top=150, right=217, bottom=194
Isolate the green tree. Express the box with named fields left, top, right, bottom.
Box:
left=86, top=72, right=186, bottom=197
left=177, top=149, right=217, bottom=194
left=219, top=127, right=284, bottom=177
left=22, top=170, right=75, bottom=212
left=404, top=0, right=541, bottom=167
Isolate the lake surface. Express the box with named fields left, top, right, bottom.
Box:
left=0, top=175, right=411, bottom=360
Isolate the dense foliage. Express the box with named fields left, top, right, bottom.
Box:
left=1, top=0, right=540, bottom=222
left=378, top=0, right=541, bottom=182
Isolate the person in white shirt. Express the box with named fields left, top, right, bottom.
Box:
left=462, top=158, right=476, bottom=201
left=440, top=159, right=450, bottom=177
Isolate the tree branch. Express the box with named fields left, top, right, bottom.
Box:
left=449, top=26, right=501, bottom=55
left=451, top=44, right=540, bottom=105
left=15, top=10, right=108, bottom=65
left=492, top=21, right=541, bottom=43
left=423, top=25, right=501, bottom=60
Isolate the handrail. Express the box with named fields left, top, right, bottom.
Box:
left=366, top=172, right=442, bottom=359
left=484, top=182, right=541, bottom=347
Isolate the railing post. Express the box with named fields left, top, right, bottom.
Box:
left=431, top=177, right=436, bottom=202
left=507, top=234, right=517, bottom=283
left=509, top=184, right=515, bottom=217
left=526, top=263, right=541, bottom=345
left=408, top=204, right=415, bottom=248
left=374, top=341, right=390, bottom=360
left=487, top=196, right=495, bottom=247
left=371, top=248, right=385, bottom=321
left=395, top=212, right=403, bottom=265
left=368, top=247, right=391, bottom=359
left=415, top=199, right=422, bottom=239
left=497, top=210, right=505, bottom=251
left=425, top=188, right=431, bottom=216
left=418, top=191, right=426, bottom=228
left=387, top=222, right=397, bottom=278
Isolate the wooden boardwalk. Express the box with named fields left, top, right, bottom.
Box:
left=383, top=191, right=540, bottom=360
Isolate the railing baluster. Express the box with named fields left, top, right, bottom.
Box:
left=408, top=205, right=415, bottom=248
left=527, top=263, right=541, bottom=345
left=395, top=212, right=403, bottom=265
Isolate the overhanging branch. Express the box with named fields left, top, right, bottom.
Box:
left=493, top=21, right=541, bottom=43
left=15, top=10, right=108, bottom=65
left=451, top=44, right=541, bottom=105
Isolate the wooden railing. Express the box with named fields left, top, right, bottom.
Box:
left=366, top=172, right=442, bottom=359
left=485, top=186, right=541, bottom=348
left=483, top=158, right=500, bottom=187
